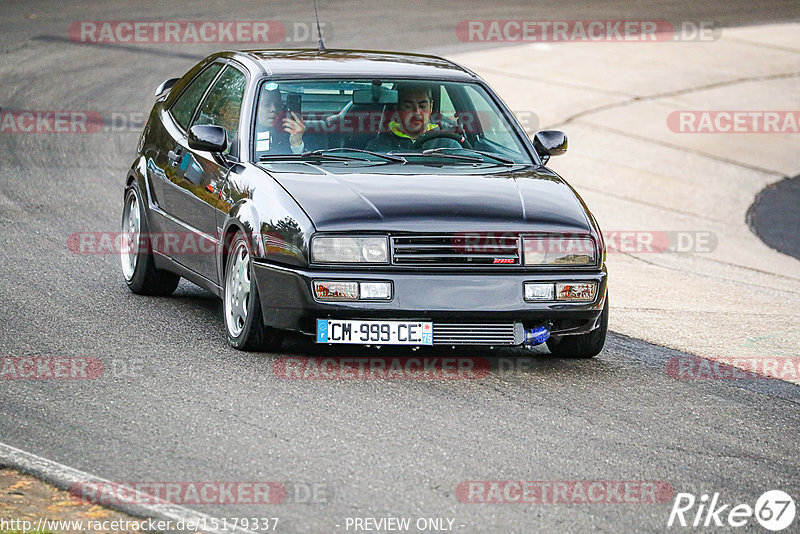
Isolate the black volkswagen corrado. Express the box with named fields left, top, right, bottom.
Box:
left=121, top=49, right=608, bottom=357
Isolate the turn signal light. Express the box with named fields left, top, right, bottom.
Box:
left=555, top=282, right=597, bottom=301
left=313, top=281, right=359, bottom=300
left=313, top=280, right=392, bottom=301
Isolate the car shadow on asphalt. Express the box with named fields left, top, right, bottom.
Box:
left=275, top=331, right=613, bottom=379
left=161, top=284, right=614, bottom=378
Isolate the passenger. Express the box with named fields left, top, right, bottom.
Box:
left=255, top=86, right=306, bottom=155
left=366, top=83, right=461, bottom=152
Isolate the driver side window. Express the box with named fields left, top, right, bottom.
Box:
left=170, top=63, right=223, bottom=131
left=192, top=65, right=247, bottom=156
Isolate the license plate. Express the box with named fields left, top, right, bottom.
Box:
left=316, top=319, right=433, bottom=345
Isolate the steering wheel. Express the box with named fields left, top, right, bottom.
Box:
left=412, top=130, right=472, bottom=150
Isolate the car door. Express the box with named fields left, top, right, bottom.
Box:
left=149, top=62, right=223, bottom=220
left=162, top=64, right=248, bottom=282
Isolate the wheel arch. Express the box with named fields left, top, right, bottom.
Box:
left=125, top=156, right=150, bottom=199
left=218, top=199, right=262, bottom=282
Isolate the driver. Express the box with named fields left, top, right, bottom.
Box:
left=255, top=85, right=306, bottom=156
left=366, top=83, right=461, bottom=152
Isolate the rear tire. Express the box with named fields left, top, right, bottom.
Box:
left=224, top=232, right=284, bottom=352
left=120, top=186, right=180, bottom=296
left=546, top=295, right=608, bottom=358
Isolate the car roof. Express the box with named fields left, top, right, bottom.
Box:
left=221, top=49, right=478, bottom=81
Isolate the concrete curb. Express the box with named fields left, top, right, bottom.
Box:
left=0, top=442, right=256, bottom=534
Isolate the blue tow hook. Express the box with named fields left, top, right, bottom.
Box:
left=524, top=324, right=551, bottom=347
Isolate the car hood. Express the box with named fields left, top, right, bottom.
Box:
left=260, top=164, right=593, bottom=233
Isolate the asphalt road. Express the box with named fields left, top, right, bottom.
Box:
left=1, top=1, right=799, bottom=532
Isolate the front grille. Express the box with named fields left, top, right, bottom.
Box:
left=433, top=323, right=522, bottom=345
left=392, top=234, right=520, bottom=266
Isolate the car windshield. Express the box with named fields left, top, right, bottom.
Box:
left=252, top=78, right=534, bottom=165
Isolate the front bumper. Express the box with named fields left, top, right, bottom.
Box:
left=252, top=261, right=607, bottom=343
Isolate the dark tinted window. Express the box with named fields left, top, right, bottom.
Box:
left=170, top=63, right=223, bottom=130
left=193, top=65, right=247, bottom=152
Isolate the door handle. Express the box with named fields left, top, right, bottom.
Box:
left=167, top=148, right=183, bottom=166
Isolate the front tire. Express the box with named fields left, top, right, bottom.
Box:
left=120, top=186, right=180, bottom=296
left=546, top=295, right=608, bottom=358
left=224, top=232, right=284, bottom=352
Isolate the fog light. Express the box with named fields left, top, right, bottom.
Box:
left=555, top=282, right=597, bottom=301
left=314, top=281, right=359, bottom=300
left=524, top=282, right=554, bottom=301
left=360, top=281, right=392, bottom=300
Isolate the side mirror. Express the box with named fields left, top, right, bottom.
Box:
left=154, top=77, right=179, bottom=98
left=188, top=125, right=227, bottom=153
left=532, top=130, right=567, bottom=165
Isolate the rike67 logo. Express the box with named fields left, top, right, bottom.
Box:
left=668, top=490, right=796, bottom=531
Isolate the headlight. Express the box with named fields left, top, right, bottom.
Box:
left=523, top=236, right=596, bottom=266
left=311, top=236, right=389, bottom=263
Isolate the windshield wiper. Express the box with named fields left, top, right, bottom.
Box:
left=305, top=148, right=407, bottom=164
left=421, top=147, right=517, bottom=165
left=390, top=151, right=484, bottom=163
left=258, top=152, right=366, bottom=163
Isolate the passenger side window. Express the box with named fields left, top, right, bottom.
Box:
left=192, top=65, right=247, bottom=153
left=170, top=63, right=223, bottom=131
left=463, top=85, right=517, bottom=149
